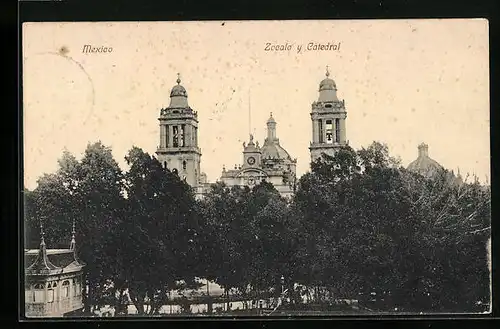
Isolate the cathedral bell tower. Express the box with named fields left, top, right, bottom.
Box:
left=156, top=74, right=201, bottom=187
left=309, top=66, right=348, bottom=164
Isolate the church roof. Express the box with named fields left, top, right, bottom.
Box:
left=261, top=113, right=293, bottom=161
left=26, top=220, right=86, bottom=276
left=25, top=248, right=85, bottom=276
left=407, top=143, right=444, bottom=178
left=261, top=141, right=292, bottom=160
left=168, top=74, right=190, bottom=108
left=319, top=68, right=337, bottom=91
left=318, top=66, right=339, bottom=102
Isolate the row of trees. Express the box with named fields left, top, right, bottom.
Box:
left=24, top=141, right=491, bottom=314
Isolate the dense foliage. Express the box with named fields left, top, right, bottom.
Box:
left=24, top=141, right=491, bottom=314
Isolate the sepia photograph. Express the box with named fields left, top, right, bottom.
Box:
left=21, top=19, right=491, bottom=318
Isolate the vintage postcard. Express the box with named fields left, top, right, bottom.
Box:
left=22, top=19, right=491, bottom=317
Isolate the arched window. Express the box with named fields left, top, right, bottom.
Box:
left=318, top=119, right=324, bottom=143
left=325, top=120, right=333, bottom=144
left=163, top=161, right=167, bottom=169
left=182, top=160, right=187, bottom=170
left=47, top=282, right=55, bottom=303
left=34, top=283, right=45, bottom=303
left=173, top=126, right=179, bottom=147
left=62, top=280, right=70, bottom=298
left=335, top=118, right=340, bottom=142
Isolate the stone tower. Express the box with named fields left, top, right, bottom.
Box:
left=309, top=66, right=348, bottom=163
left=156, top=74, right=201, bottom=187
left=242, top=134, right=262, bottom=170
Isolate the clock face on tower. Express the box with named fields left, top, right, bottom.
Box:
left=247, top=156, right=256, bottom=165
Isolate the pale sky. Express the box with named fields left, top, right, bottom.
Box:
left=22, top=19, right=490, bottom=190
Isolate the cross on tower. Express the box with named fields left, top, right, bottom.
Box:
left=326, top=65, right=330, bottom=77
left=176, top=73, right=181, bottom=84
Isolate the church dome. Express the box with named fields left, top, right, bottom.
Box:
left=318, top=66, right=339, bottom=102
left=170, top=75, right=188, bottom=97
left=170, top=84, right=187, bottom=97
left=261, top=142, right=292, bottom=160
left=168, top=74, right=189, bottom=108
left=262, top=113, right=292, bottom=160
left=319, top=73, right=337, bottom=91
left=407, top=143, right=443, bottom=178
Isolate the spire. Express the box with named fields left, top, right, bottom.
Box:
left=70, top=218, right=76, bottom=251
left=27, top=217, right=58, bottom=274
left=39, top=217, right=46, bottom=250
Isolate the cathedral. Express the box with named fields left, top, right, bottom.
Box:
left=155, top=67, right=349, bottom=198
left=156, top=68, right=459, bottom=197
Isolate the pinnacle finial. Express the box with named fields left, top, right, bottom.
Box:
left=270, top=112, right=273, bottom=118
left=40, top=218, right=46, bottom=246
left=70, top=218, right=76, bottom=250
left=176, top=73, right=181, bottom=84
left=326, top=65, right=330, bottom=77
left=250, top=134, right=254, bottom=143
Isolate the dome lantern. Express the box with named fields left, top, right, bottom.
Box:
left=407, top=143, right=443, bottom=178
left=418, top=142, right=429, bottom=157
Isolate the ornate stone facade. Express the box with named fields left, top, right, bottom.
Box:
left=155, top=75, right=210, bottom=199
left=220, top=114, right=297, bottom=198
left=156, top=69, right=353, bottom=199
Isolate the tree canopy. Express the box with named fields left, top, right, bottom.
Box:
left=24, top=141, right=491, bottom=314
